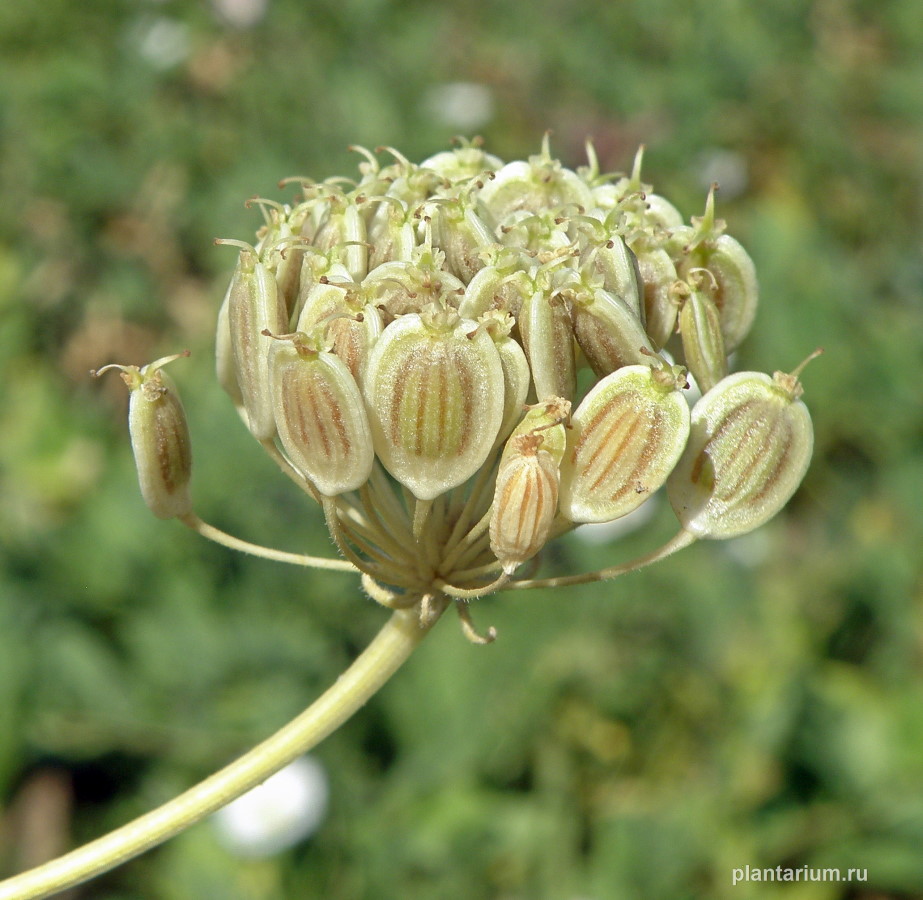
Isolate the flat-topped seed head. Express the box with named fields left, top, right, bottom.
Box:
left=490, top=432, right=560, bottom=574
left=201, top=142, right=818, bottom=592
left=269, top=333, right=374, bottom=496
left=560, top=363, right=690, bottom=524
left=667, top=357, right=818, bottom=539
left=363, top=308, right=505, bottom=500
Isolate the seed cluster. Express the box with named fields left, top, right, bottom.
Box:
left=103, top=136, right=816, bottom=633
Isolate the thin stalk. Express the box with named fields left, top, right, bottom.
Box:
left=505, top=529, right=697, bottom=590
left=448, top=558, right=504, bottom=584
left=412, top=498, right=433, bottom=542
left=455, top=602, right=497, bottom=644
left=368, top=464, right=411, bottom=534
left=442, top=457, right=497, bottom=559
left=333, top=498, right=401, bottom=558
left=411, top=498, right=441, bottom=575
left=436, top=572, right=509, bottom=599
left=322, top=498, right=421, bottom=588
left=360, top=574, right=418, bottom=609
left=439, top=506, right=492, bottom=573
left=357, top=484, right=414, bottom=559
left=400, top=484, right=417, bottom=517
left=180, top=513, right=356, bottom=572
left=450, top=525, right=493, bottom=573
left=328, top=502, right=408, bottom=572
left=0, top=606, right=440, bottom=900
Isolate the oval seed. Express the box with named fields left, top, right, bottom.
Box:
left=363, top=306, right=505, bottom=500
left=560, top=363, right=690, bottom=524
left=490, top=433, right=560, bottom=574
left=269, top=335, right=374, bottom=496
left=667, top=360, right=817, bottom=539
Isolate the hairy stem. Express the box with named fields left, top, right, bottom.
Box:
left=505, top=529, right=697, bottom=590
left=0, top=605, right=439, bottom=900
left=180, top=513, right=356, bottom=571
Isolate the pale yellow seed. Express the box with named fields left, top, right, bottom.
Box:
left=560, top=365, right=690, bottom=524
left=490, top=433, right=559, bottom=573
left=667, top=370, right=814, bottom=539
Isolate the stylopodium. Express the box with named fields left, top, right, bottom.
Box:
left=102, top=134, right=818, bottom=640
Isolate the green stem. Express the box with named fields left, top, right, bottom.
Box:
left=0, top=606, right=439, bottom=900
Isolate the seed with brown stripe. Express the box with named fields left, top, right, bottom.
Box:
left=269, top=333, right=373, bottom=496
left=94, top=354, right=193, bottom=520
left=676, top=279, right=727, bottom=393
left=363, top=304, right=505, bottom=500
left=490, top=433, right=560, bottom=573
left=667, top=187, right=758, bottom=353
left=519, top=288, right=576, bottom=401
left=559, top=363, right=690, bottom=523
left=295, top=275, right=383, bottom=391
left=568, top=286, right=654, bottom=379
left=225, top=245, right=288, bottom=441
left=479, top=309, right=532, bottom=450
left=667, top=357, right=817, bottom=539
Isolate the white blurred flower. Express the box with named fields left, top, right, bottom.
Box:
left=572, top=496, right=660, bottom=545
left=131, top=17, right=191, bottom=69
left=211, top=0, right=271, bottom=29
left=423, top=82, right=494, bottom=131
left=212, top=755, right=329, bottom=857
left=721, top=527, right=773, bottom=567
left=695, top=149, right=749, bottom=200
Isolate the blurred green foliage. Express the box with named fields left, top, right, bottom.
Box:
left=2, top=0, right=922, bottom=898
